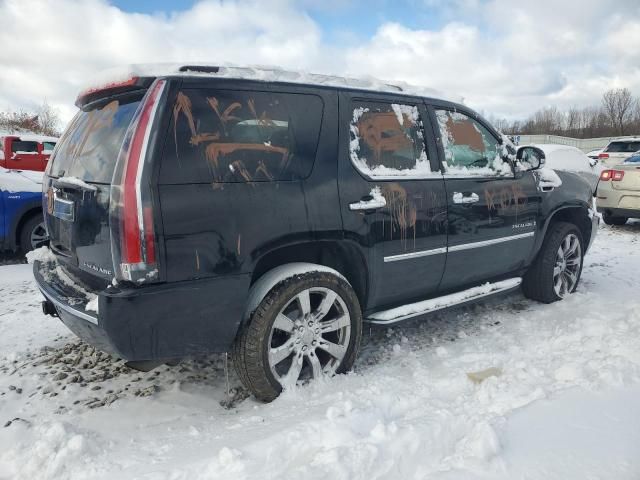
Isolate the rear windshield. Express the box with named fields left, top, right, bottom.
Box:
left=49, top=94, right=142, bottom=183
left=12, top=140, right=38, bottom=153
left=605, top=141, right=640, bottom=153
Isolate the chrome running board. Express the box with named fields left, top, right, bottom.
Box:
left=366, top=278, right=522, bottom=325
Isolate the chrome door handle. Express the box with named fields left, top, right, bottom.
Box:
left=452, top=192, right=479, bottom=204
left=349, top=194, right=387, bottom=211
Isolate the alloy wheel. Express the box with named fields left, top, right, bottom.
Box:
left=553, top=233, right=582, bottom=298
left=30, top=222, right=48, bottom=250
left=267, top=287, right=351, bottom=389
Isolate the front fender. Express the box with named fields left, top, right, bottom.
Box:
left=527, top=171, right=594, bottom=264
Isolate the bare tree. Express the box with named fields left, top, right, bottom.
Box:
left=602, top=88, right=635, bottom=136
left=0, top=101, right=61, bottom=136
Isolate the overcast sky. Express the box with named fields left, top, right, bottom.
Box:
left=1, top=0, right=639, bottom=126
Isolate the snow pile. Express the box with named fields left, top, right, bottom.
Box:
left=369, top=278, right=521, bottom=322
left=25, top=246, right=56, bottom=264
left=83, top=63, right=459, bottom=103
left=532, top=144, right=600, bottom=190
left=57, top=176, right=97, bottom=191
left=535, top=168, right=563, bottom=189
left=1, top=223, right=640, bottom=478
left=0, top=166, right=43, bottom=193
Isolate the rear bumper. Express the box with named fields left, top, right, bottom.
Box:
left=34, top=260, right=250, bottom=361
left=597, top=206, right=640, bottom=219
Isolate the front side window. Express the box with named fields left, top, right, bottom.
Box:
left=11, top=141, right=38, bottom=154
left=165, top=90, right=323, bottom=183
left=435, top=109, right=511, bottom=175
left=42, top=141, right=56, bottom=152
left=349, top=101, right=434, bottom=178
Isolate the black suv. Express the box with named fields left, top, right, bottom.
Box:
left=34, top=66, right=598, bottom=401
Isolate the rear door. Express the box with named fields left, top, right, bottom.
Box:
left=44, top=91, right=145, bottom=284
left=338, top=91, right=448, bottom=311
left=429, top=105, right=540, bottom=292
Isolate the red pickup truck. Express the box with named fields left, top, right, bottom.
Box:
left=0, top=134, right=58, bottom=172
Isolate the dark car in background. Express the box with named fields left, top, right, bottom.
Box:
left=33, top=65, right=598, bottom=401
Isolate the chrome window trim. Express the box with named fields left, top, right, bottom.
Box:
left=383, top=231, right=534, bottom=262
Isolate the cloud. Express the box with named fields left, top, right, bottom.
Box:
left=0, top=0, right=639, bottom=127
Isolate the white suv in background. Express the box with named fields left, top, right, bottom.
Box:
left=598, top=138, right=640, bottom=166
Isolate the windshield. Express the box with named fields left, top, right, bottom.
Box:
left=49, top=94, right=142, bottom=183
left=605, top=141, right=640, bottom=153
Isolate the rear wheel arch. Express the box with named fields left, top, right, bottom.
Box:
left=250, top=240, right=369, bottom=311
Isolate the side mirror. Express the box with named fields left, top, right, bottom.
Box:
left=516, top=146, right=546, bottom=171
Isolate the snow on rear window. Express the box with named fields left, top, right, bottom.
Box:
left=349, top=102, right=437, bottom=178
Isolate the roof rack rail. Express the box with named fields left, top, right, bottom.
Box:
left=179, top=65, right=220, bottom=73
left=176, top=64, right=404, bottom=92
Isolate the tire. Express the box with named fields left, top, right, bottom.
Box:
left=602, top=214, right=628, bottom=226
left=233, top=270, right=362, bottom=402
left=522, top=221, right=584, bottom=304
left=19, top=215, right=47, bottom=254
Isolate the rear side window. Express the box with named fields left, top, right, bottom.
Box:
left=12, top=141, right=38, bottom=154
left=163, top=89, right=323, bottom=183
left=435, top=109, right=511, bottom=176
left=349, top=101, right=433, bottom=178
left=49, top=94, right=142, bottom=183
left=605, top=141, right=640, bottom=153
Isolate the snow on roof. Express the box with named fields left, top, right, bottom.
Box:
left=0, top=130, right=58, bottom=143
left=83, top=63, right=461, bottom=103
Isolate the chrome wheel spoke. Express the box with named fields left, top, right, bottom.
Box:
left=317, top=339, right=347, bottom=360
left=553, top=265, right=562, bottom=277
left=565, top=270, right=577, bottom=289
left=307, top=350, right=323, bottom=378
left=320, top=314, right=350, bottom=333
left=315, top=291, right=337, bottom=319
left=269, top=338, right=295, bottom=365
left=273, top=313, right=295, bottom=333
left=282, top=353, right=304, bottom=386
left=297, top=290, right=311, bottom=317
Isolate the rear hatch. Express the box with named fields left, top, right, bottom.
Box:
left=44, top=87, right=147, bottom=288
left=601, top=140, right=640, bottom=166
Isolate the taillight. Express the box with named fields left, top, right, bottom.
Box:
left=599, top=169, right=625, bottom=181
left=598, top=153, right=609, bottom=159
left=110, top=79, right=166, bottom=283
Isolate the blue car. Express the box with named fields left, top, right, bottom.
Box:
left=624, top=153, right=640, bottom=164
left=0, top=166, right=47, bottom=253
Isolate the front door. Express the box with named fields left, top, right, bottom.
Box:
left=338, top=92, right=448, bottom=311
left=429, top=106, right=540, bottom=292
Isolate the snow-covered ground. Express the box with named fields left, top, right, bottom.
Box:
left=1, top=222, right=639, bottom=479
